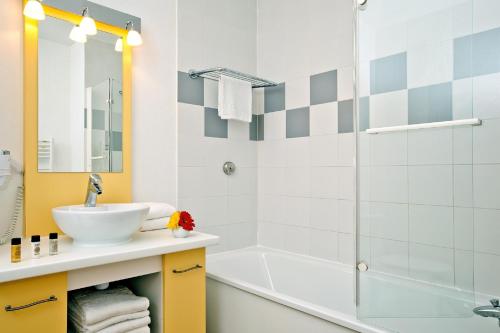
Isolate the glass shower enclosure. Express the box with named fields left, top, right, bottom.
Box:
left=356, top=0, right=500, bottom=332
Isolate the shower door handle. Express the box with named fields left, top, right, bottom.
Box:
left=357, top=262, right=368, bottom=272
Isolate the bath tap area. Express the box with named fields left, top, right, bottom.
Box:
left=1, top=0, right=500, bottom=332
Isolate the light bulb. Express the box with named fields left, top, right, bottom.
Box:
left=23, top=0, right=45, bottom=20
left=127, top=30, right=142, bottom=46
left=69, top=25, right=87, bottom=43
left=80, top=16, right=97, bottom=35
left=115, top=38, right=123, bottom=52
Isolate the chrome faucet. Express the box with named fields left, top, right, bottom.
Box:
left=473, top=299, right=500, bottom=326
left=84, top=174, right=103, bottom=207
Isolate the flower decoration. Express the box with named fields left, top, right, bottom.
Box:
left=167, top=211, right=195, bottom=231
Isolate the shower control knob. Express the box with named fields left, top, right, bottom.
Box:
left=357, top=262, right=368, bottom=272
left=223, top=161, right=236, bottom=176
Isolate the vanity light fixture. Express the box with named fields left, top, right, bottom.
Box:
left=69, top=25, right=87, bottom=43
left=125, top=21, right=142, bottom=46
left=23, top=0, right=45, bottom=20
left=115, top=37, right=123, bottom=52
left=80, top=7, right=97, bottom=36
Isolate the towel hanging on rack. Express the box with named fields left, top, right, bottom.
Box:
left=218, top=75, right=253, bottom=123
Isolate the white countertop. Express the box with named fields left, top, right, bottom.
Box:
left=0, top=230, right=219, bottom=283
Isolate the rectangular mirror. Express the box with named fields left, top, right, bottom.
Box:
left=38, top=16, right=123, bottom=173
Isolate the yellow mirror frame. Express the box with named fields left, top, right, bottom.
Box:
left=24, top=3, right=132, bottom=236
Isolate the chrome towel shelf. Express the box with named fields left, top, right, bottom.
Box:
left=366, top=118, right=482, bottom=134
left=188, top=67, right=278, bottom=88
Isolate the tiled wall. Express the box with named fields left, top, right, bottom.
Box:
left=256, top=0, right=356, bottom=264
left=358, top=0, right=500, bottom=298
left=177, top=0, right=259, bottom=253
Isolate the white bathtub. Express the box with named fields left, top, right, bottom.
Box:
left=206, top=247, right=385, bottom=333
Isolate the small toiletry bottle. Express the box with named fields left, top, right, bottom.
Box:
left=31, top=235, right=41, bottom=259
left=11, top=238, right=21, bottom=263
left=49, top=232, right=58, bottom=256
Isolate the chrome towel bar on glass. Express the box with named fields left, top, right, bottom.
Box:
left=5, top=295, right=58, bottom=312
left=172, top=264, right=203, bottom=274
left=188, top=67, right=278, bottom=88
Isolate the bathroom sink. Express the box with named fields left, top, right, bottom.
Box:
left=52, top=203, right=149, bottom=247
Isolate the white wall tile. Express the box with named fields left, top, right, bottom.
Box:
left=474, top=208, right=500, bottom=256
left=452, top=78, right=473, bottom=120
left=228, top=167, right=257, bottom=196
left=409, top=166, right=453, bottom=206
left=228, top=140, right=257, bottom=167
left=258, top=140, right=286, bottom=167
left=338, top=167, right=355, bottom=200
left=285, top=167, right=311, bottom=197
left=258, top=223, right=285, bottom=249
left=202, top=165, right=228, bottom=197
left=407, top=40, right=453, bottom=88
left=409, top=205, right=453, bottom=248
left=373, top=22, right=407, bottom=60
left=309, top=230, right=339, bottom=261
left=311, top=167, right=339, bottom=199
left=285, top=76, right=310, bottom=109
left=202, top=196, right=228, bottom=226
left=285, top=197, right=310, bottom=227
left=473, top=72, right=500, bottom=120
left=310, top=198, right=339, bottom=231
left=453, top=165, right=473, bottom=207
left=372, top=238, right=409, bottom=276
left=258, top=167, right=285, bottom=196
left=337, top=67, right=354, bottom=101
left=286, top=137, right=310, bottom=167
left=310, top=135, right=338, bottom=167
left=259, top=195, right=286, bottom=224
left=473, top=0, right=500, bottom=33
left=454, top=207, right=473, bottom=251
left=455, top=250, right=474, bottom=291
left=225, top=223, right=257, bottom=250
left=370, top=90, right=408, bottom=128
left=474, top=164, right=500, bottom=209
left=284, top=225, right=310, bottom=254
left=370, top=132, right=408, bottom=166
left=227, top=195, right=257, bottom=224
left=475, top=252, right=500, bottom=296
left=407, top=8, right=452, bottom=47
left=228, top=120, right=250, bottom=141
left=338, top=133, right=355, bottom=166
left=338, top=232, right=355, bottom=265
left=310, top=102, right=338, bottom=136
left=178, top=167, right=205, bottom=198
left=369, top=202, right=409, bottom=241
left=338, top=200, right=355, bottom=234
left=453, top=127, right=473, bottom=164
left=452, top=0, right=473, bottom=38
left=264, top=111, right=286, bottom=140
left=409, top=243, right=454, bottom=286
left=370, top=166, right=408, bottom=203
left=473, top=118, right=500, bottom=164
left=408, top=128, right=453, bottom=165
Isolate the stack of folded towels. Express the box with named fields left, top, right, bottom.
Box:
left=68, top=285, right=150, bottom=333
left=140, top=202, right=177, bottom=232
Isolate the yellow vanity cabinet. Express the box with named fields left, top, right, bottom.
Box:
left=0, top=272, right=67, bottom=333
left=163, top=248, right=206, bottom=333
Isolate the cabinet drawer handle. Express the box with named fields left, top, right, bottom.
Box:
left=5, top=295, right=58, bottom=312
left=172, top=264, right=203, bottom=274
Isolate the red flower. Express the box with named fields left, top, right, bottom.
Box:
left=178, top=211, right=195, bottom=231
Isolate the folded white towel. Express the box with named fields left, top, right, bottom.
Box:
left=98, top=316, right=150, bottom=333
left=69, top=310, right=149, bottom=333
left=140, top=217, right=169, bottom=232
left=69, top=285, right=150, bottom=326
left=141, top=202, right=176, bottom=220
left=127, top=326, right=150, bottom=333
left=218, top=74, right=252, bottom=123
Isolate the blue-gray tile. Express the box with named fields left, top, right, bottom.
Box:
left=338, top=100, right=354, bottom=134
left=408, top=82, right=452, bottom=125
left=250, top=114, right=264, bottom=141
left=111, top=131, right=122, bottom=152
left=359, top=97, right=370, bottom=132
left=286, top=107, right=310, bottom=138
left=454, top=27, right=500, bottom=79
left=310, top=70, right=337, bottom=105
left=178, top=71, right=204, bottom=106
left=92, top=109, right=105, bottom=130
left=265, top=83, right=285, bottom=113
left=370, top=53, right=407, bottom=95
left=205, top=107, right=228, bottom=138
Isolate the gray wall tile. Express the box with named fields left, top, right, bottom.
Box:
left=250, top=114, right=264, bottom=141
left=92, top=109, right=105, bottom=130
left=359, top=97, right=370, bottom=131
left=454, top=28, right=500, bottom=79
left=205, top=107, right=228, bottom=138
left=264, top=83, right=285, bottom=113
left=178, top=71, right=204, bottom=106
left=370, top=53, right=407, bottom=95
left=111, top=131, right=122, bottom=152
left=310, top=70, right=337, bottom=105
left=338, top=99, right=354, bottom=134
left=286, top=107, right=310, bottom=138
left=408, top=82, right=452, bottom=125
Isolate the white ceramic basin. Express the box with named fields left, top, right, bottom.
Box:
left=52, top=203, right=150, bottom=246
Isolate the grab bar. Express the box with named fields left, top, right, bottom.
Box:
left=366, top=118, right=481, bottom=134
left=172, top=264, right=203, bottom=274
left=5, top=295, right=58, bottom=312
